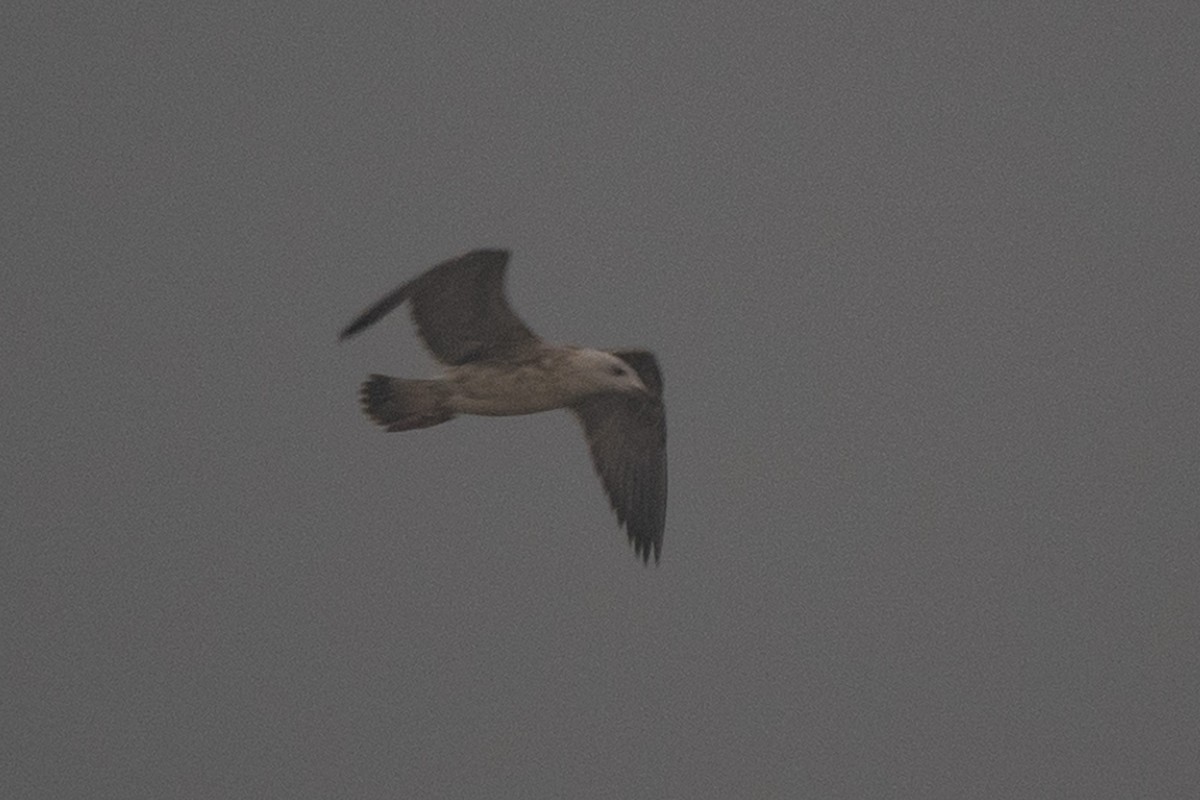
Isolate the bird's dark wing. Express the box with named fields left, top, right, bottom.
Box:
left=571, top=349, right=667, bottom=563
left=339, top=249, right=542, bottom=365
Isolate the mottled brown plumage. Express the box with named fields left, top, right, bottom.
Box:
left=341, top=249, right=668, bottom=563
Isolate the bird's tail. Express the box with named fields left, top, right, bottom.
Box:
left=358, top=374, right=455, bottom=432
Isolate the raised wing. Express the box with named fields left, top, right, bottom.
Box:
left=339, top=249, right=542, bottom=365
left=571, top=349, right=667, bottom=563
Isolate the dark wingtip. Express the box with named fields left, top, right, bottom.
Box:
left=631, top=535, right=662, bottom=565
left=338, top=281, right=414, bottom=342
left=338, top=319, right=367, bottom=341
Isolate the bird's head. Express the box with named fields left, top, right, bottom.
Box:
left=571, top=348, right=648, bottom=396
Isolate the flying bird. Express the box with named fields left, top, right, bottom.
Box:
left=339, top=249, right=667, bottom=563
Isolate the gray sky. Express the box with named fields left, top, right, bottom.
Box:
left=7, top=5, right=1199, bottom=798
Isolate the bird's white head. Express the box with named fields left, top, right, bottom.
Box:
left=570, top=348, right=648, bottom=396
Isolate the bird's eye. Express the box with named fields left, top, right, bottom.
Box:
left=609, top=365, right=626, bottom=377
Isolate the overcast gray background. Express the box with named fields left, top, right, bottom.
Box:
left=6, top=5, right=1199, bottom=798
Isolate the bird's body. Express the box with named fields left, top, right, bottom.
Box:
left=447, top=357, right=573, bottom=416
left=340, top=249, right=668, bottom=563
left=439, top=348, right=624, bottom=415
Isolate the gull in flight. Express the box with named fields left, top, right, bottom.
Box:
left=339, top=249, right=668, bottom=563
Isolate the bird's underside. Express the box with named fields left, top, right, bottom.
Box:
left=340, top=248, right=668, bottom=563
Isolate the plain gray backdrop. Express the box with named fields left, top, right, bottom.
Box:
left=6, top=5, right=1198, bottom=798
